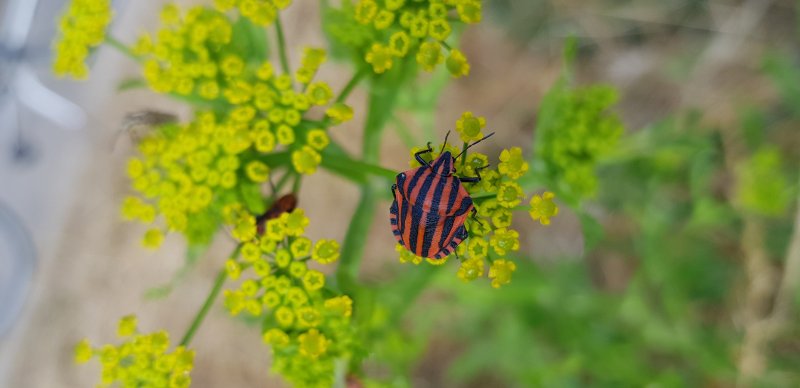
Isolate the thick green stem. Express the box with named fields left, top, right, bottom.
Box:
left=179, top=246, right=240, bottom=347
left=104, top=35, right=138, bottom=62
left=337, top=84, right=398, bottom=293
left=337, top=188, right=377, bottom=293
left=274, top=16, right=292, bottom=79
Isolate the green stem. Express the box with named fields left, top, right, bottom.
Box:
left=274, top=16, right=292, bottom=79
left=292, top=173, right=303, bottom=194
left=337, top=188, right=376, bottom=294
left=104, top=35, right=139, bottom=62
left=337, top=84, right=398, bottom=294
left=179, top=245, right=240, bottom=347
left=336, top=67, right=367, bottom=104
left=274, top=170, right=294, bottom=194
left=321, top=149, right=397, bottom=182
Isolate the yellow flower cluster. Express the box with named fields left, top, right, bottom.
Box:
left=213, top=0, right=293, bottom=26
left=221, top=206, right=355, bottom=386
left=121, top=112, right=273, bottom=246
left=74, top=315, right=194, bottom=388
left=52, top=0, right=113, bottom=79
left=121, top=4, right=356, bottom=247
left=134, top=5, right=349, bottom=176
left=133, top=6, right=233, bottom=95
left=345, top=0, right=481, bottom=76
left=537, top=84, right=623, bottom=199
left=398, top=113, right=558, bottom=288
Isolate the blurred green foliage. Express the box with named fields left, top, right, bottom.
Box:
left=362, top=42, right=800, bottom=388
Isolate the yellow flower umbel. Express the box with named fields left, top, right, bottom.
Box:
left=75, top=315, right=194, bottom=388
left=398, top=113, right=557, bottom=288
left=52, top=0, right=113, bottom=79
left=221, top=207, right=356, bottom=387
left=122, top=4, right=356, bottom=246
left=134, top=5, right=350, bottom=176
left=330, top=0, right=483, bottom=76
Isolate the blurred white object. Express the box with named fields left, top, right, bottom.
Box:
left=0, top=0, right=87, bottom=340
left=0, top=202, right=35, bottom=339
left=0, top=0, right=87, bottom=133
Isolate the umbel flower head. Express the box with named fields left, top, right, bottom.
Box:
left=221, top=207, right=357, bottom=387
left=121, top=3, right=355, bottom=247
left=52, top=0, right=113, bottom=79
left=74, top=315, right=194, bottom=388
left=397, top=112, right=558, bottom=289
left=328, top=0, right=483, bottom=77
left=134, top=5, right=351, bottom=172
left=536, top=83, right=623, bottom=199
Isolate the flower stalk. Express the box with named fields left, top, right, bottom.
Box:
left=179, top=245, right=240, bottom=347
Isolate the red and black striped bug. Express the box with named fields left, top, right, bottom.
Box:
left=256, top=193, right=298, bottom=235
left=390, top=132, right=494, bottom=259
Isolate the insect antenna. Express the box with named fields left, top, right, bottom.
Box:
left=453, top=132, right=495, bottom=161
left=440, top=130, right=451, bottom=153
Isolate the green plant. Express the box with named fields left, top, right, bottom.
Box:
left=52, top=0, right=576, bottom=386
left=53, top=1, right=800, bottom=387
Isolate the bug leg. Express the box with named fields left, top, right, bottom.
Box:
left=391, top=184, right=397, bottom=197
left=414, top=142, right=434, bottom=168
left=469, top=208, right=488, bottom=230
left=459, top=163, right=490, bottom=183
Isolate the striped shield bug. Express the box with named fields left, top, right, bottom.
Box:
left=390, top=132, right=494, bottom=259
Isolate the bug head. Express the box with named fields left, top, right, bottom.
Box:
left=431, top=151, right=455, bottom=177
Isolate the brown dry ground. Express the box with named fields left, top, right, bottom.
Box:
left=2, top=0, right=792, bottom=387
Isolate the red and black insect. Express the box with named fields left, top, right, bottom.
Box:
left=390, top=132, right=494, bottom=259
left=256, top=193, right=298, bottom=235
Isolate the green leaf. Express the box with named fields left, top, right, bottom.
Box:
left=239, top=183, right=266, bottom=214
left=117, top=78, right=147, bottom=92
left=231, top=17, right=269, bottom=62
left=579, top=212, right=604, bottom=254
left=764, top=53, right=800, bottom=116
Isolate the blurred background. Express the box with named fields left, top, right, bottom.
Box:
left=2, top=0, right=800, bottom=386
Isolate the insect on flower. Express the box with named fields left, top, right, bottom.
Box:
left=257, top=193, right=298, bottom=235
left=390, top=132, right=494, bottom=259
left=114, top=110, right=177, bottom=149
